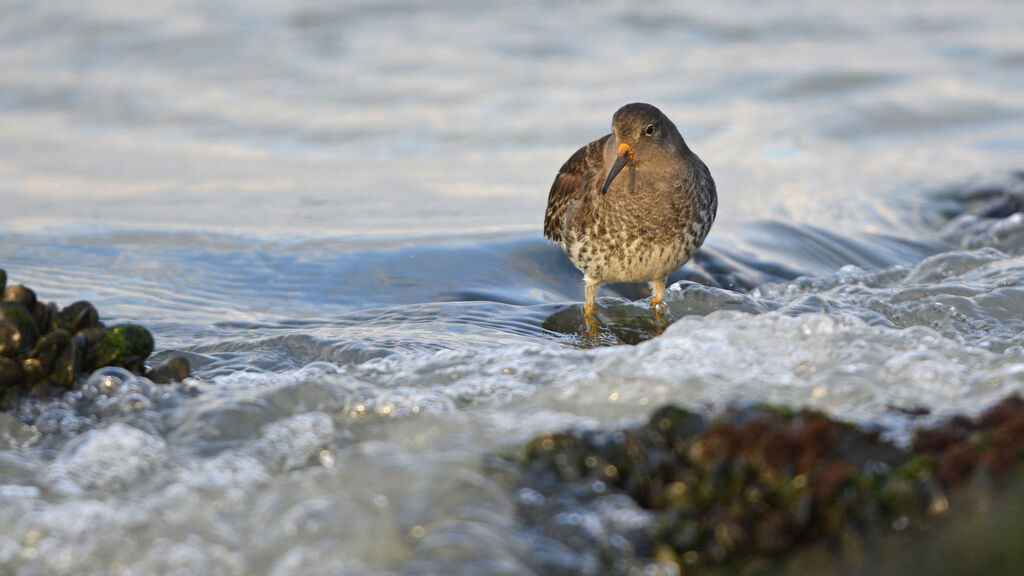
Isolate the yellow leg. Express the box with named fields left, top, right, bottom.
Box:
left=584, top=278, right=601, bottom=334
left=583, top=304, right=598, bottom=332
left=650, top=279, right=665, bottom=307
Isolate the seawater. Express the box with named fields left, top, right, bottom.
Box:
left=1, top=1, right=1024, bottom=574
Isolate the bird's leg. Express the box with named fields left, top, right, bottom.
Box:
left=650, top=279, right=666, bottom=308
left=650, top=279, right=669, bottom=327
left=583, top=277, right=601, bottom=334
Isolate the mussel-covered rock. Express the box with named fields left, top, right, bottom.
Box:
left=0, top=268, right=168, bottom=410
left=0, top=302, right=40, bottom=353
left=25, top=329, right=79, bottom=389
left=76, top=325, right=109, bottom=347
left=56, top=300, right=101, bottom=333
left=0, top=359, right=24, bottom=409
left=0, top=357, right=24, bottom=389
left=3, top=284, right=37, bottom=310
left=0, top=320, right=22, bottom=358
left=85, top=324, right=154, bottom=373
left=33, top=301, right=58, bottom=335
left=512, top=395, right=1024, bottom=575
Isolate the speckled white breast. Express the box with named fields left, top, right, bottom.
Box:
left=562, top=227, right=699, bottom=284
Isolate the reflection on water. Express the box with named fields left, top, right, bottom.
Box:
left=1, top=0, right=1024, bottom=574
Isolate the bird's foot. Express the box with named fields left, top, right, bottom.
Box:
left=650, top=297, right=670, bottom=329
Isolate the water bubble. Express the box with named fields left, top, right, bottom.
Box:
left=36, top=408, right=73, bottom=435
left=90, top=395, right=124, bottom=419
left=60, top=415, right=93, bottom=435
left=837, top=264, right=864, bottom=283
left=120, top=393, right=152, bottom=414
left=84, top=366, right=135, bottom=395
left=63, top=390, right=83, bottom=408
left=318, top=449, right=335, bottom=469
left=79, top=382, right=101, bottom=400
left=116, top=376, right=155, bottom=399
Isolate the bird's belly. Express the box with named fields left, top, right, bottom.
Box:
left=563, top=230, right=695, bottom=283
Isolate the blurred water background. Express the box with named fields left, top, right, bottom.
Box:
left=1, top=1, right=1023, bottom=574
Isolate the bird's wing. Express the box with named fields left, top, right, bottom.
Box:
left=543, top=134, right=609, bottom=242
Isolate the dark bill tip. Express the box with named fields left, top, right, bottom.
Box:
left=600, top=143, right=634, bottom=195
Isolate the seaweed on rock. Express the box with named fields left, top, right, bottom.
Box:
left=0, top=269, right=191, bottom=410
left=511, top=396, right=1024, bottom=575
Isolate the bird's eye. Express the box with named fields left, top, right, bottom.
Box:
left=645, top=124, right=656, bottom=136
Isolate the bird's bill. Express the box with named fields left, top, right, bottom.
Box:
left=600, top=143, right=634, bottom=195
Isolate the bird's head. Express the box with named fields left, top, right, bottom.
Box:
left=601, top=103, right=684, bottom=195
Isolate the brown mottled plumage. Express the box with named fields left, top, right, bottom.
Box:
left=544, top=103, right=717, bottom=322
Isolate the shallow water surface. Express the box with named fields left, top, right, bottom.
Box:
left=2, top=1, right=1024, bottom=574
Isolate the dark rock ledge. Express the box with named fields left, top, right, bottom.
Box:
left=505, top=395, right=1024, bottom=575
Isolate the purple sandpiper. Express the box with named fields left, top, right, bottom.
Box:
left=544, top=103, right=717, bottom=327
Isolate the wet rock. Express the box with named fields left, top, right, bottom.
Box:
left=3, top=284, right=37, bottom=310
left=147, top=353, right=192, bottom=384
left=32, top=301, right=58, bottom=335
left=541, top=303, right=671, bottom=346
left=933, top=174, right=1024, bottom=222
left=0, top=302, right=40, bottom=352
left=50, top=334, right=81, bottom=389
left=914, top=395, right=1024, bottom=486
left=76, top=325, right=108, bottom=347
left=0, top=360, right=24, bottom=409
left=26, top=329, right=76, bottom=388
left=0, top=271, right=167, bottom=410
left=511, top=395, right=1024, bottom=574
left=85, top=324, right=154, bottom=373
left=0, top=320, right=21, bottom=358
left=56, top=301, right=101, bottom=333
left=0, top=357, right=24, bottom=389
left=960, top=186, right=1024, bottom=219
